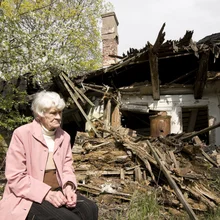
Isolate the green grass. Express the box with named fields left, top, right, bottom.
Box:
left=202, top=207, right=220, bottom=220
left=125, top=190, right=162, bottom=220
left=98, top=185, right=220, bottom=220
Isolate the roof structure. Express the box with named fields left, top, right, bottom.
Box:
left=72, top=23, right=220, bottom=100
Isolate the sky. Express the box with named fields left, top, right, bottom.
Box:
left=108, top=0, right=220, bottom=56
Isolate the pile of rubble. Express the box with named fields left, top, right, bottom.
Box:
left=72, top=125, right=220, bottom=219
left=1, top=124, right=220, bottom=219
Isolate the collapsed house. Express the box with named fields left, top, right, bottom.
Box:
left=57, top=12, right=220, bottom=147
left=1, top=12, right=220, bottom=219
left=1, top=12, right=220, bottom=145
left=48, top=13, right=220, bottom=218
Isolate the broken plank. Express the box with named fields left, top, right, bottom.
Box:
left=194, top=50, right=209, bottom=99
left=146, top=140, right=198, bottom=220
left=59, top=74, right=101, bottom=137
left=180, top=122, right=220, bottom=141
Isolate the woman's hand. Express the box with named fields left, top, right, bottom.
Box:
left=63, top=184, right=77, bottom=208
left=45, top=190, right=67, bottom=208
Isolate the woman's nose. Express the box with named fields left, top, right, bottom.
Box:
left=55, top=112, right=62, bottom=119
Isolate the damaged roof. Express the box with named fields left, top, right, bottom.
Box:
left=73, top=23, right=220, bottom=100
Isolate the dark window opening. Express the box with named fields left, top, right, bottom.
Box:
left=182, top=106, right=209, bottom=144
left=121, top=110, right=159, bottom=137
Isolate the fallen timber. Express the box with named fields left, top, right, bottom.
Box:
left=1, top=123, right=220, bottom=218
left=146, top=140, right=198, bottom=220
left=179, top=122, right=220, bottom=141
left=72, top=124, right=220, bottom=219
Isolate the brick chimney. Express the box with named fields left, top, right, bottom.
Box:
left=101, top=12, right=119, bottom=67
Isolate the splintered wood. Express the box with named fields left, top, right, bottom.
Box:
left=72, top=127, right=220, bottom=218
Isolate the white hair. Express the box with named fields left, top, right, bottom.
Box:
left=31, top=90, right=65, bottom=118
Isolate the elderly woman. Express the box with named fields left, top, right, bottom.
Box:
left=0, top=91, right=98, bottom=220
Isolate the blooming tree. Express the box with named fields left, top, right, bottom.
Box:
left=0, top=0, right=113, bottom=130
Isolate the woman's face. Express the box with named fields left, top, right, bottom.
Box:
left=40, top=107, right=62, bottom=131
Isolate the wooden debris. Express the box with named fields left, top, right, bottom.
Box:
left=180, top=122, right=220, bottom=141
left=146, top=140, right=198, bottom=220
left=59, top=74, right=101, bottom=137
left=1, top=110, right=220, bottom=218
left=71, top=122, right=220, bottom=218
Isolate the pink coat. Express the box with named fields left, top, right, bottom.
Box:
left=0, top=120, right=77, bottom=220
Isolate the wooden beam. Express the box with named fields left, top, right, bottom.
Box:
left=62, top=73, right=95, bottom=107
left=177, top=31, right=194, bottom=47
left=59, top=74, right=101, bottom=137
left=120, top=104, right=149, bottom=113
left=194, top=50, right=209, bottom=99
left=180, top=121, right=220, bottom=141
left=148, top=45, right=160, bottom=100
left=104, top=99, right=111, bottom=130
left=111, top=104, right=121, bottom=129
left=146, top=140, right=198, bottom=220
left=167, top=69, right=196, bottom=85
left=148, top=23, right=165, bottom=100
left=152, top=23, right=166, bottom=53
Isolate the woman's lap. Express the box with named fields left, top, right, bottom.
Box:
left=26, top=192, right=98, bottom=220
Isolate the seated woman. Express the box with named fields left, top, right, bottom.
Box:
left=0, top=90, right=98, bottom=220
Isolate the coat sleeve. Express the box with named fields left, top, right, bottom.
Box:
left=5, top=129, right=51, bottom=203
left=61, top=136, right=77, bottom=190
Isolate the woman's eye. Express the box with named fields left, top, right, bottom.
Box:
left=51, top=111, right=61, bottom=115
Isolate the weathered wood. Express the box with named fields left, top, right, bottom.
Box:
left=146, top=140, right=199, bottom=220
left=194, top=50, right=209, bottom=99
left=167, top=69, right=196, bottom=85
left=147, top=23, right=165, bottom=100
left=111, top=104, right=121, bottom=129
left=152, top=23, right=166, bottom=53
left=62, top=73, right=95, bottom=107
left=76, top=170, right=134, bottom=176
left=78, top=182, right=131, bottom=199
left=183, top=173, right=204, bottom=180
left=173, top=132, right=185, bottom=139
left=148, top=44, right=160, bottom=100
left=201, top=149, right=219, bottom=167
left=158, top=135, right=183, bottom=148
left=123, top=143, right=156, bottom=183
left=180, top=122, right=220, bottom=141
left=177, top=31, right=194, bottom=47
left=69, top=125, right=220, bottom=217
left=134, top=166, right=142, bottom=182
left=82, top=83, right=111, bottom=90
left=83, top=85, right=106, bottom=94
left=120, top=168, right=125, bottom=180
left=186, top=186, right=216, bottom=209
left=120, top=104, right=149, bottom=113
left=169, top=150, right=179, bottom=170
left=84, top=141, right=112, bottom=151
left=77, top=183, right=101, bottom=195
left=62, top=73, right=85, bottom=104
left=194, top=183, right=220, bottom=204
left=109, top=54, right=124, bottom=59
left=104, top=99, right=111, bottom=131
left=59, top=74, right=101, bottom=137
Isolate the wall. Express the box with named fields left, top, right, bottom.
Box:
left=121, top=81, right=220, bottom=145
left=85, top=81, right=220, bottom=145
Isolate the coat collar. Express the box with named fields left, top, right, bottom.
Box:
left=31, top=120, right=65, bottom=150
